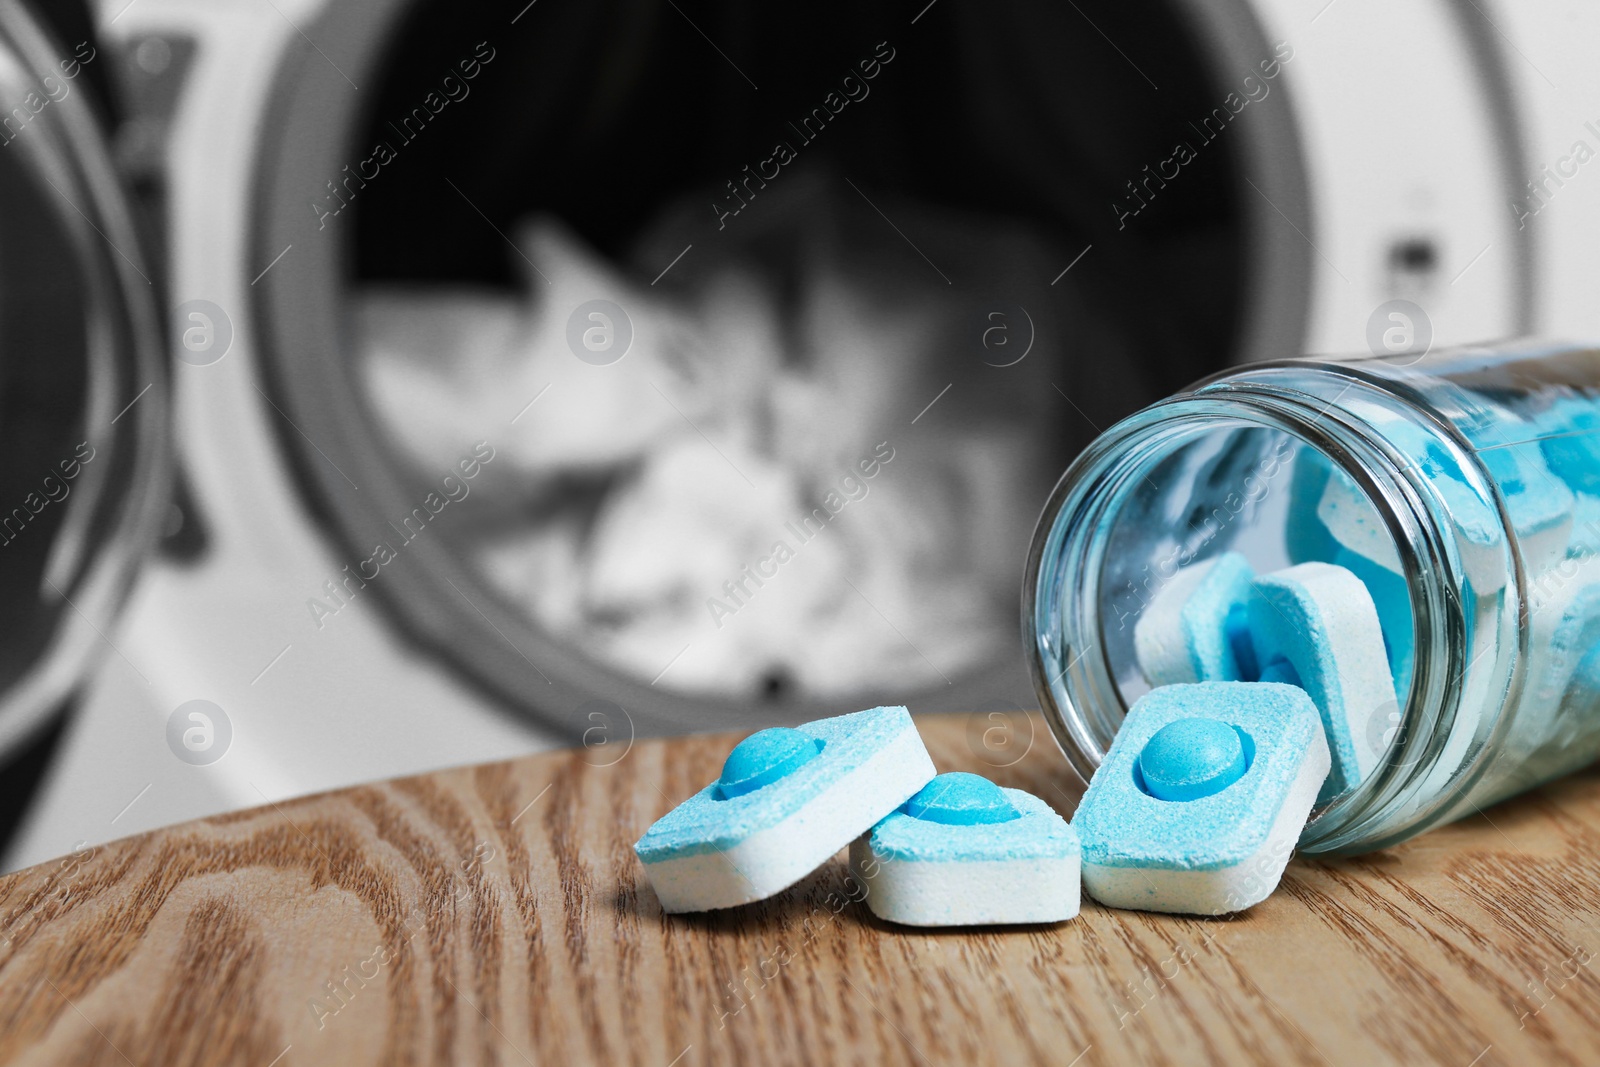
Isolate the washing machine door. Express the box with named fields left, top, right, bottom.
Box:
left=0, top=1, right=169, bottom=757
left=252, top=0, right=1295, bottom=739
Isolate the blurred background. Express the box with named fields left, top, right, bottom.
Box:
left=0, top=0, right=1595, bottom=871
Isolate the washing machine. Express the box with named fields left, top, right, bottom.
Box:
left=2, top=0, right=1595, bottom=872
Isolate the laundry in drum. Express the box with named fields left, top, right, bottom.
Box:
left=350, top=161, right=1114, bottom=706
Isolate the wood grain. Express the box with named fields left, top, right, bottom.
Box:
left=2, top=713, right=1599, bottom=1066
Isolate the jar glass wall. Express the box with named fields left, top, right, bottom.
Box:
left=1025, top=342, right=1600, bottom=854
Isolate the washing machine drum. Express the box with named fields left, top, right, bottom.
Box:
left=252, top=0, right=1306, bottom=738
left=0, top=2, right=169, bottom=757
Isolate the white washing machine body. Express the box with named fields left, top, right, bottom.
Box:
left=8, top=0, right=1598, bottom=871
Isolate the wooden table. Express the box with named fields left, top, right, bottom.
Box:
left=1, top=713, right=1597, bottom=1066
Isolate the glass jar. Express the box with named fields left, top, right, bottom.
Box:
left=1024, top=341, right=1600, bottom=853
